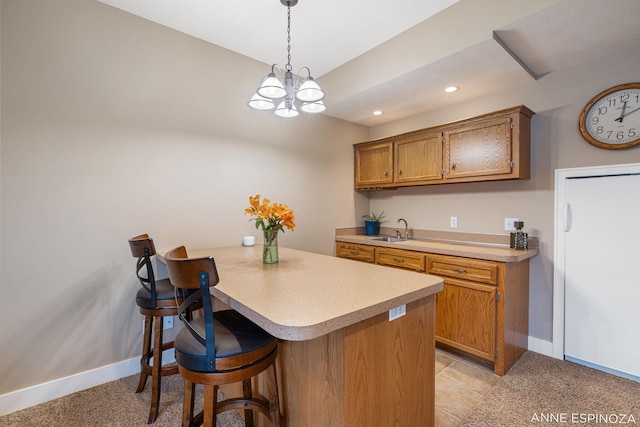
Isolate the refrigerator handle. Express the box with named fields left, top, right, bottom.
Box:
left=564, top=202, right=571, bottom=232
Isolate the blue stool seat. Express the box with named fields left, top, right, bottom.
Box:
left=175, top=310, right=276, bottom=373
left=136, top=278, right=178, bottom=309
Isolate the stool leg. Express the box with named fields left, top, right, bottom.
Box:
left=266, top=363, right=281, bottom=427
left=182, top=379, right=195, bottom=427
left=243, top=379, right=254, bottom=427
left=136, top=315, right=152, bottom=393
left=148, top=316, right=163, bottom=424
left=203, top=384, right=217, bottom=427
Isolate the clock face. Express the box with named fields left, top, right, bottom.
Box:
left=579, top=83, right=640, bottom=150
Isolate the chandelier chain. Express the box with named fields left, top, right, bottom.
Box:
left=286, top=5, right=292, bottom=71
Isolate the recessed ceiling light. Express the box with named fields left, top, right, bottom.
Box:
left=444, top=86, right=459, bottom=93
left=373, top=110, right=383, bottom=116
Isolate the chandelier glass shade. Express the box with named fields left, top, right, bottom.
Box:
left=248, top=0, right=326, bottom=117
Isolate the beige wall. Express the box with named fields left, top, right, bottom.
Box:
left=366, top=45, right=640, bottom=342
left=0, top=1, right=367, bottom=395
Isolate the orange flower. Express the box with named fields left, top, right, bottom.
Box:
left=244, top=195, right=295, bottom=233
left=282, top=211, right=296, bottom=231
left=248, top=194, right=260, bottom=209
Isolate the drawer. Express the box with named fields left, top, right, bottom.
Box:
left=427, top=254, right=498, bottom=285
left=376, top=247, right=426, bottom=272
left=336, top=242, right=375, bottom=263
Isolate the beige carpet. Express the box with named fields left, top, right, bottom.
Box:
left=462, top=351, right=640, bottom=426
left=2, top=352, right=639, bottom=426
left=0, top=373, right=244, bottom=427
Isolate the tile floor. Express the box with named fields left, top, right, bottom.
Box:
left=435, top=348, right=500, bottom=426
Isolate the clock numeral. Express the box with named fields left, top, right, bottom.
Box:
left=590, top=116, right=599, bottom=125
left=619, top=94, right=630, bottom=103
left=595, top=128, right=637, bottom=142
left=598, top=106, right=608, bottom=115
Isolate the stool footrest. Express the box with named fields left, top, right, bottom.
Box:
left=139, top=340, right=178, bottom=378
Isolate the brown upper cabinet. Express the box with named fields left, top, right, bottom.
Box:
left=354, top=106, right=534, bottom=190
left=394, top=132, right=443, bottom=184
left=354, top=141, right=393, bottom=187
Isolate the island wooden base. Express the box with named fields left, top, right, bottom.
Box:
left=246, top=296, right=436, bottom=426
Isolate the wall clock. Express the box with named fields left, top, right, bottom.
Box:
left=578, top=82, right=640, bottom=150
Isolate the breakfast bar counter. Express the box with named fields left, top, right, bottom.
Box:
left=158, top=245, right=443, bottom=426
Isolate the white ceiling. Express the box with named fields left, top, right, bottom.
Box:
left=99, top=0, right=640, bottom=126
left=98, top=0, right=460, bottom=77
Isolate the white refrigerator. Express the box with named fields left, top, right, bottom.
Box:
left=563, top=171, right=640, bottom=381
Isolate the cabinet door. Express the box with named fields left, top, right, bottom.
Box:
left=394, top=133, right=443, bottom=183
left=335, top=243, right=375, bottom=263
left=354, top=142, right=393, bottom=188
left=375, top=247, right=426, bottom=272
left=435, top=277, right=496, bottom=362
left=444, top=116, right=512, bottom=179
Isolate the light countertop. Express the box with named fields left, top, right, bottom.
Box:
left=336, top=229, right=539, bottom=263
left=157, top=245, right=443, bottom=341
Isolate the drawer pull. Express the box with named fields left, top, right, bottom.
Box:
left=451, top=267, right=467, bottom=274
left=393, top=257, right=405, bottom=263
left=350, top=251, right=360, bottom=255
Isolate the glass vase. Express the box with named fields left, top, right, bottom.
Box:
left=263, top=229, right=279, bottom=264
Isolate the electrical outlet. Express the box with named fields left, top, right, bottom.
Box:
left=389, top=304, right=406, bottom=321
left=163, top=316, right=173, bottom=330
left=142, top=317, right=174, bottom=330
left=450, top=216, right=458, bottom=228
left=504, top=217, right=520, bottom=231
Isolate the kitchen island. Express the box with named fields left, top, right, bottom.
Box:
left=158, top=245, right=443, bottom=426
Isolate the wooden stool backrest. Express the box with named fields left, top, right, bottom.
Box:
left=128, top=233, right=160, bottom=305
left=164, top=246, right=220, bottom=290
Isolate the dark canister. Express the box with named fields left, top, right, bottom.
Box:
left=510, top=221, right=528, bottom=250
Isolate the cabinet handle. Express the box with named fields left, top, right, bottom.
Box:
left=451, top=267, right=467, bottom=274
left=398, top=169, right=403, bottom=175
left=393, top=257, right=405, bottom=263
left=350, top=251, right=360, bottom=255
left=384, top=171, right=388, bottom=176
left=451, top=163, right=456, bottom=171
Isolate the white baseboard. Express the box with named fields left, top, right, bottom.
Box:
left=0, top=351, right=175, bottom=417
left=528, top=336, right=554, bottom=358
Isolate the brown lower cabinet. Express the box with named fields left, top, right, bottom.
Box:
left=336, top=242, right=530, bottom=375
left=335, top=242, right=375, bottom=262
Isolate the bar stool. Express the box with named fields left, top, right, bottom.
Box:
left=128, top=234, right=181, bottom=424
left=164, top=246, right=281, bottom=427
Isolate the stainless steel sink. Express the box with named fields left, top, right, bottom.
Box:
left=371, top=236, right=407, bottom=243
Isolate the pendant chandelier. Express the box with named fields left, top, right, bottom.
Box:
left=247, top=0, right=326, bottom=118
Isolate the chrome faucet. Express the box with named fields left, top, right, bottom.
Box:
left=398, top=218, right=408, bottom=240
